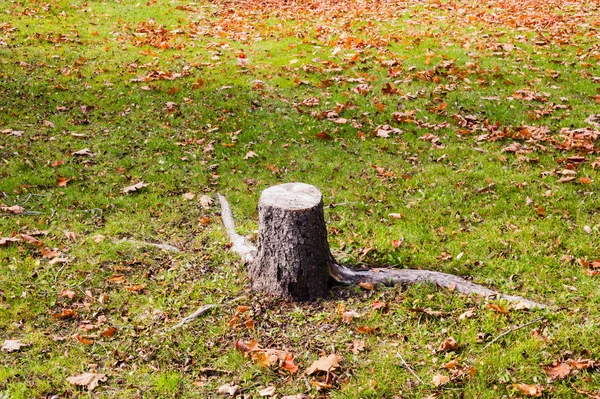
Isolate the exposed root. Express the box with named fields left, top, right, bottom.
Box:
left=170, top=304, right=221, bottom=330
left=217, top=194, right=546, bottom=310
left=216, top=194, right=257, bottom=263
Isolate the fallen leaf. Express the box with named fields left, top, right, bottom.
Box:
left=371, top=300, right=386, bottom=310
left=200, top=195, right=213, bottom=209
left=351, top=340, right=365, bottom=354
left=282, top=353, right=299, bottom=374
left=53, top=308, right=76, bottom=319
left=358, top=281, right=374, bottom=290
left=439, top=337, right=458, bottom=352
left=66, top=372, right=107, bottom=391
left=579, top=176, right=592, bottom=185
left=259, top=386, right=276, bottom=397
left=442, top=359, right=459, bottom=369
left=100, top=327, right=117, bottom=337
left=306, top=353, right=342, bottom=375
left=432, top=374, right=450, bottom=386
left=0, top=237, right=21, bottom=245
left=49, top=257, right=70, bottom=265
left=64, top=231, right=77, bottom=241
left=183, top=192, right=195, bottom=201
left=72, top=148, right=94, bottom=156
left=122, top=181, right=148, bottom=193
left=20, top=234, right=41, bottom=245
left=512, top=383, right=543, bottom=397
left=341, top=310, right=360, bottom=323
left=356, top=325, right=376, bottom=334
left=57, top=177, right=71, bottom=187
left=1, top=339, right=28, bottom=353
left=74, top=333, right=94, bottom=345
left=486, top=303, right=509, bottom=314
left=0, top=204, right=24, bottom=214
left=543, top=362, right=571, bottom=380
left=59, top=289, right=76, bottom=299
left=244, top=151, right=258, bottom=159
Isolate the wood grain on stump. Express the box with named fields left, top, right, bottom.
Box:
left=249, top=183, right=332, bottom=300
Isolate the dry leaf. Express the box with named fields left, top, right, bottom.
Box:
left=486, top=303, right=509, bottom=314
left=1, top=339, right=28, bottom=353
left=258, top=386, right=276, bottom=397
left=20, top=234, right=41, bottom=245
left=1, top=204, right=24, bottom=214
left=306, top=353, right=342, bottom=375
left=442, top=359, right=459, bottom=369
left=57, top=177, right=71, bottom=187
left=183, top=192, right=195, bottom=201
left=64, top=231, right=77, bottom=241
left=281, top=353, right=299, bottom=374
left=100, top=327, right=117, bottom=337
left=432, top=374, right=450, bottom=386
left=244, top=151, right=258, bottom=160
left=0, top=237, right=21, bottom=245
left=60, top=289, right=76, bottom=299
left=66, top=372, right=107, bottom=391
left=200, top=195, right=213, bottom=209
left=217, top=383, right=238, bottom=396
left=351, top=340, right=365, bottom=354
left=53, top=308, right=76, bottom=319
left=439, top=337, right=458, bottom=352
left=342, top=310, right=360, bottom=323
left=122, top=181, right=148, bottom=193
left=358, top=281, right=374, bottom=290
left=543, top=362, right=571, bottom=379
left=512, top=383, right=543, bottom=397
left=72, top=148, right=94, bottom=156
left=49, top=257, right=70, bottom=265
left=569, top=358, right=596, bottom=370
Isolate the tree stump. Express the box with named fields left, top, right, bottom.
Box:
left=249, top=182, right=332, bottom=300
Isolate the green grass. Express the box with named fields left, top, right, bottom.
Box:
left=1, top=0, right=600, bottom=397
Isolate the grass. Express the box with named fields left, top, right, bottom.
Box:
left=1, top=0, right=600, bottom=397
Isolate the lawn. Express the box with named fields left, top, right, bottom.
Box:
left=1, top=0, right=600, bottom=397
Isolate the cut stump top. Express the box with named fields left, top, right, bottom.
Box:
left=259, top=182, right=322, bottom=210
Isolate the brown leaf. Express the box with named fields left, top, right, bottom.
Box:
left=512, top=383, right=543, bottom=397
left=2, top=339, right=28, bottom=353
left=217, top=383, right=238, bottom=396
left=0, top=237, right=21, bottom=245
left=341, top=310, right=360, bottom=323
left=439, top=337, right=458, bottom=352
left=432, top=374, right=450, bottom=386
left=315, top=132, right=333, bottom=140
left=183, top=192, right=195, bottom=201
left=122, top=181, right=148, bottom=193
left=244, top=151, right=258, bottom=160
left=1, top=204, right=24, bottom=214
left=100, top=327, right=117, bottom=337
left=59, top=289, right=76, bottom=299
left=20, top=234, right=41, bottom=245
left=351, top=340, right=365, bottom=354
left=199, top=195, right=213, bottom=209
left=66, top=372, right=107, bottom=391
left=579, top=176, right=592, bottom=185
left=64, top=231, right=77, bottom=241
left=358, top=281, right=374, bottom=290
left=306, top=353, right=342, bottom=375
left=356, top=325, right=376, bottom=334
left=543, top=362, right=571, bottom=379
left=107, top=274, right=126, bottom=284
left=569, top=358, right=596, bottom=370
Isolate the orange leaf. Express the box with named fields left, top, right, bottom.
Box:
left=74, top=333, right=94, bottom=345
left=57, top=177, right=71, bottom=187
left=100, top=327, right=117, bottom=337
left=486, top=303, right=509, bottom=314
left=281, top=353, right=298, bottom=374
left=356, top=325, right=376, bottom=334
left=432, top=374, right=449, bottom=386
left=53, top=309, right=76, bottom=319
left=439, top=337, right=459, bottom=352
left=579, top=176, right=592, bottom=185
left=358, top=281, right=374, bottom=290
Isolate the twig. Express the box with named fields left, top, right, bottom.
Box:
left=396, top=352, right=424, bottom=384
left=482, top=316, right=545, bottom=350
left=170, top=304, right=221, bottom=330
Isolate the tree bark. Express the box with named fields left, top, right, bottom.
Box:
left=217, top=185, right=546, bottom=309
left=249, top=183, right=332, bottom=300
